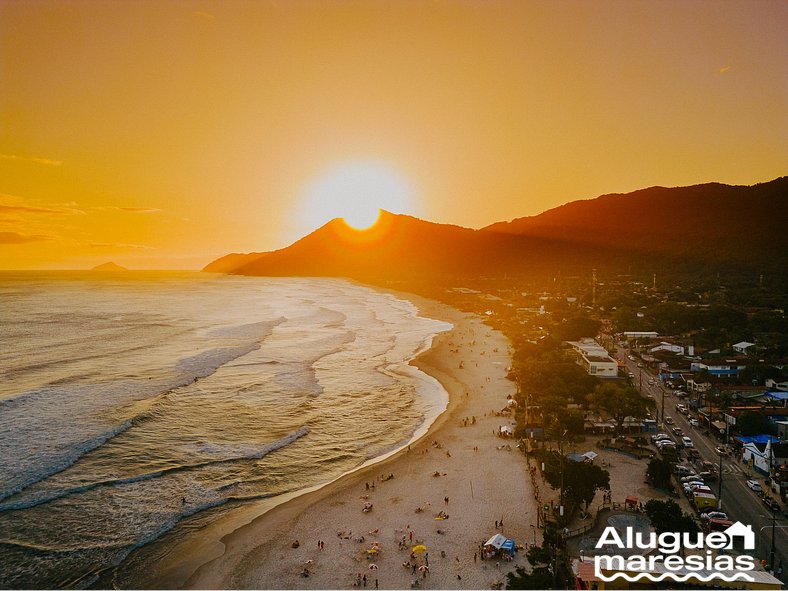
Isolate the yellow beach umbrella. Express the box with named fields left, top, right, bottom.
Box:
left=411, top=544, right=427, bottom=553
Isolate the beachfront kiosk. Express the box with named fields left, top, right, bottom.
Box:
left=483, top=534, right=516, bottom=559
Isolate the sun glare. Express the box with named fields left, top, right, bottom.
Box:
left=301, top=162, right=415, bottom=231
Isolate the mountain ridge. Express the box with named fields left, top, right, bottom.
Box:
left=204, top=177, right=788, bottom=280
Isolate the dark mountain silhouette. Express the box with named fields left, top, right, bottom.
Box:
left=204, top=177, right=787, bottom=281
left=484, top=177, right=787, bottom=263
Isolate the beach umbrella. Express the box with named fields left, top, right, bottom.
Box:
left=418, top=565, right=429, bottom=572
left=368, top=564, right=379, bottom=570
left=411, top=544, right=427, bottom=553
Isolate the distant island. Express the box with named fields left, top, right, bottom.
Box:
left=91, top=262, right=128, bottom=271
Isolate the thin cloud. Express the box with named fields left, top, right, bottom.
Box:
left=0, top=153, right=63, bottom=166
left=96, top=206, right=162, bottom=214
left=119, top=207, right=162, bottom=213
left=89, top=242, right=154, bottom=250
left=0, top=231, right=52, bottom=244
left=0, top=196, right=84, bottom=216
left=0, top=203, right=74, bottom=215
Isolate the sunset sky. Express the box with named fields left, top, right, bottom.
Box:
left=1, top=1, right=786, bottom=270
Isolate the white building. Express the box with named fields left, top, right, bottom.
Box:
left=649, top=342, right=684, bottom=355
left=623, top=331, right=659, bottom=339
left=567, top=339, right=618, bottom=377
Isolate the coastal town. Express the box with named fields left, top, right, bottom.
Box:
left=418, top=271, right=788, bottom=589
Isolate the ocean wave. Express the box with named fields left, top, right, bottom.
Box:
left=0, top=427, right=309, bottom=513
left=0, top=332, right=289, bottom=503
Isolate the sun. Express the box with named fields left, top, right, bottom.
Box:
left=300, top=162, right=415, bottom=231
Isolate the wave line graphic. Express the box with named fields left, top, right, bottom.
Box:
left=595, top=570, right=755, bottom=583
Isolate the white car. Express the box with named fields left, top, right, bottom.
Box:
left=700, top=511, right=728, bottom=520
left=682, top=436, right=694, bottom=447
left=747, top=480, right=763, bottom=493
left=689, top=418, right=700, bottom=427
left=680, top=475, right=702, bottom=483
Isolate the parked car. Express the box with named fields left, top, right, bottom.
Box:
left=681, top=475, right=702, bottom=483
left=747, top=480, right=763, bottom=493
left=651, top=433, right=671, bottom=443
left=675, top=465, right=695, bottom=476
left=628, top=372, right=635, bottom=378
left=762, top=497, right=781, bottom=512
left=700, top=511, right=728, bottom=520
left=689, top=418, right=700, bottom=427
left=682, top=436, right=694, bottom=447
left=697, top=471, right=718, bottom=482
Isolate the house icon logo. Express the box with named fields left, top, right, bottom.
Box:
left=724, top=521, right=755, bottom=550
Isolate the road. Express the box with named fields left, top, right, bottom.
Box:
left=617, top=350, right=788, bottom=581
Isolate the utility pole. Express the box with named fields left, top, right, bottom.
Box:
left=717, top=447, right=723, bottom=509
left=592, top=268, right=597, bottom=308
left=660, top=387, right=665, bottom=430
left=770, top=446, right=776, bottom=572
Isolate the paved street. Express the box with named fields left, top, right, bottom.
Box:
left=617, top=351, right=788, bottom=582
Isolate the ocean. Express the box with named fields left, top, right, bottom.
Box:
left=0, top=272, right=451, bottom=588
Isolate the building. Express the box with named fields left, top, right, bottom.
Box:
left=733, top=341, right=756, bottom=354
left=622, top=331, right=659, bottom=340
left=690, top=359, right=746, bottom=378
left=567, top=339, right=618, bottom=377
left=649, top=342, right=685, bottom=355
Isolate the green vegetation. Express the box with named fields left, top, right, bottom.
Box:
left=646, top=458, right=675, bottom=490
left=535, top=450, right=611, bottom=510
left=644, top=499, right=699, bottom=536
left=588, top=383, right=655, bottom=434
left=505, top=523, right=572, bottom=589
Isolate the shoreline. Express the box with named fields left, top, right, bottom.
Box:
left=143, top=290, right=536, bottom=589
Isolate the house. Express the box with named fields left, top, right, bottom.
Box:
left=741, top=438, right=788, bottom=475
left=732, top=341, right=756, bottom=354
left=649, top=342, right=684, bottom=355
left=766, top=378, right=788, bottom=392
left=690, top=359, right=745, bottom=378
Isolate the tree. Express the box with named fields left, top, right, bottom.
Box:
left=506, top=523, right=571, bottom=589
left=644, top=499, right=699, bottom=536
left=589, top=383, right=655, bottom=433
left=646, top=458, right=675, bottom=490
left=541, top=453, right=611, bottom=509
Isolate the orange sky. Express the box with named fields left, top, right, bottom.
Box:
left=1, top=1, right=786, bottom=269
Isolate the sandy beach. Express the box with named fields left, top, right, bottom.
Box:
left=159, top=295, right=537, bottom=590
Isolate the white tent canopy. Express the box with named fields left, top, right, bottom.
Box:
left=499, top=425, right=514, bottom=436
left=484, top=534, right=508, bottom=549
